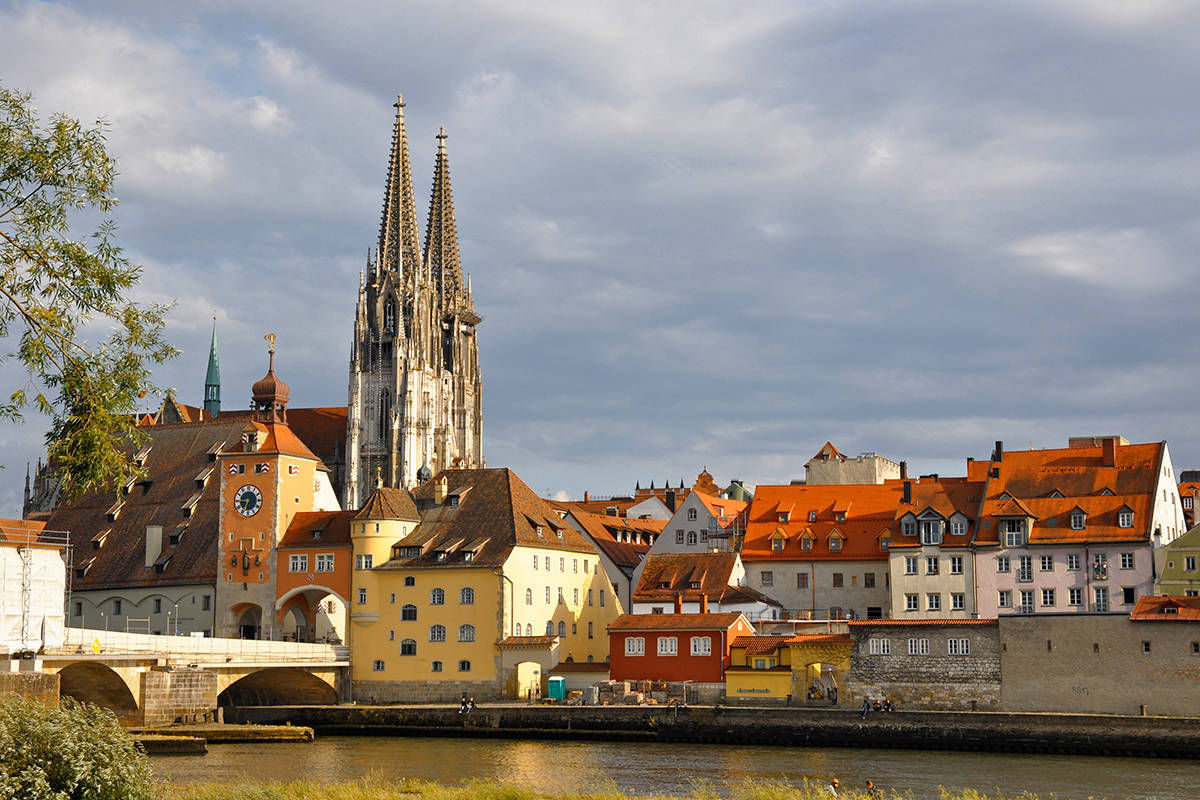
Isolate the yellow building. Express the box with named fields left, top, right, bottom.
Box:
left=350, top=468, right=622, bottom=702
left=725, top=632, right=852, bottom=704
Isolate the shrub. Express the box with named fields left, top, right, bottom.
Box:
left=0, top=694, right=154, bottom=800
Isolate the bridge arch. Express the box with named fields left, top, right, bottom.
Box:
left=56, top=662, right=139, bottom=725
left=217, top=666, right=338, bottom=706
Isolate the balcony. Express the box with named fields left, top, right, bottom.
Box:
left=1016, top=569, right=1033, bottom=582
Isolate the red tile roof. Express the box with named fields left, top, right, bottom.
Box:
left=634, top=552, right=734, bottom=600
left=1130, top=595, right=1200, bottom=621
left=608, top=612, right=747, bottom=631
left=789, top=633, right=854, bottom=643
left=0, top=518, right=48, bottom=544
left=742, top=483, right=901, bottom=562
left=355, top=487, right=419, bottom=521
left=278, top=510, right=354, bottom=549
left=731, top=635, right=791, bottom=655
left=891, top=476, right=984, bottom=549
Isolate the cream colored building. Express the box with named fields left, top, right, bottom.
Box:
left=805, top=442, right=901, bottom=486
left=350, top=469, right=621, bottom=702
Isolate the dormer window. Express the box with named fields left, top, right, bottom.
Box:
left=536, top=526, right=544, bottom=538
left=1118, top=509, right=1134, bottom=529
left=312, top=530, right=322, bottom=540
left=1048, top=489, right=1064, bottom=498
left=689, top=581, right=701, bottom=589
left=778, top=512, right=789, bottom=523
left=448, top=496, right=460, bottom=507
left=1070, top=510, right=1086, bottom=530
left=556, top=530, right=563, bottom=540
left=902, top=519, right=917, bottom=537
left=801, top=536, right=813, bottom=551
left=808, top=510, right=817, bottom=522
left=879, top=536, right=890, bottom=551
left=920, top=520, right=943, bottom=546
left=835, top=512, right=846, bottom=523
left=1003, top=519, right=1025, bottom=546
left=772, top=538, right=785, bottom=552
left=436, top=551, right=448, bottom=562
left=243, top=431, right=259, bottom=452
left=1100, top=488, right=1115, bottom=496
left=463, top=551, right=473, bottom=563
left=829, top=533, right=843, bottom=551
left=658, top=581, right=670, bottom=589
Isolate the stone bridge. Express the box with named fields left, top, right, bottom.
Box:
left=30, top=628, right=349, bottom=727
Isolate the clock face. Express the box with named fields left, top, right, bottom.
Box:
left=233, top=485, right=263, bottom=517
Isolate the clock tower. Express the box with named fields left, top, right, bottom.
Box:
left=215, top=337, right=340, bottom=639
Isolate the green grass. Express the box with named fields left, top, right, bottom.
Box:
left=159, top=777, right=1064, bottom=800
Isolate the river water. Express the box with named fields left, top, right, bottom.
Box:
left=151, top=735, right=1200, bottom=799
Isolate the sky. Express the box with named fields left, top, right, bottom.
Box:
left=2, top=0, right=1200, bottom=515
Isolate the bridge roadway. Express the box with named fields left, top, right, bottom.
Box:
left=32, top=628, right=349, bottom=727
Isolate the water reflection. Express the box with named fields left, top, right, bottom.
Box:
left=151, top=736, right=1200, bottom=800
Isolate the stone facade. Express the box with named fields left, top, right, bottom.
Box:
left=845, top=621, right=1001, bottom=710
left=346, top=98, right=482, bottom=506
left=999, top=613, right=1200, bottom=715
left=0, top=669, right=59, bottom=705
left=805, top=444, right=901, bottom=486
left=351, top=676, right=502, bottom=703
left=139, top=666, right=219, bottom=727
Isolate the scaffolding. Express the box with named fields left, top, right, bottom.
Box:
left=1, top=522, right=71, bottom=653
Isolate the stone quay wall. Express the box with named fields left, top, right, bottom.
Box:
left=139, top=667, right=218, bottom=727
left=352, top=677, right=503, bottom=704
left=0, top=670, right=59, bottom=705
left=227, top=704, right=1200, bottom=759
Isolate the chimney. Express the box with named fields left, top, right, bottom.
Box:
left=994, top=440, right=1004, bottom=462
left=665, top=489, right=676, bottom=512
left=699, top=594, right=709, bottom=613
left=145, top=525, right=163, bottom=568
left=433, top=476, right=448, bottom=505
left=902, top=480, right=912, bottom=505
left=583, top=491, right=589, bottom=503
left=673, top=594, right=683, bottom=614
left=1102, top=437, right=1117, bottom=467
left=899, top=460, right=908, bottom=480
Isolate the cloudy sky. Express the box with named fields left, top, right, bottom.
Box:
left=2, top=0, right=1200, bottom=514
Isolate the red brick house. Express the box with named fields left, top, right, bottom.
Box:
left=607, top=612, right=754, bottom=682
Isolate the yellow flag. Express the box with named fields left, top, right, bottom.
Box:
left=91, top=637, right=102, bottom=654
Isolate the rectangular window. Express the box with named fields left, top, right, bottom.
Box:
left=573, top=559, right=578, bottom=573
left=1004, top=519, right=1024, bottom=546
left=203, top=595, right=211, bottom=611
left=533, top=555, right=539, bottom=570
left=588, top=621, right=594, bottom=639
left=832, top=573, right=843, bottom=588
left=573, top=588, right=579, bottom=605
left=905, top=593, right=918, bottom=611
left=1094, top=587, right=1109, bottom=612
left=905, top=557, right=918, bottom=575
left=868, top=638, right=891, bottom=655
left=926, top=557, right=939, bottom=575
left=153, top=598, right=162, bottom=614
left=1019, top=590, right=1034, bottom=614
left=625, top=637, right=645, bottom=656
left=951, top=519, right=967, bottom=537
left=1068, top=587, right=1082, bottom=606
left=950, top=556, right=963, bottom=575
left=1187, top=556, right=1198, bottom=572
left=797, top=573, right=809, bottom=589
left=559, top=558, right=565, bottom=572
left=1119, top=511, right=1134, bottom=528
left=114, top=599, right=122, bottom=615
left=998, top=590, right=1012, bottom=609
left=927, top=593, right=941, bottom=611
left=761, top=571, right=774, bottom=587
left=657, top=636, right=678, bottom=656
left=290, top=554, right=308, bottom=573
left=358, top=587, right=367, bottom=604
left=1122, top=586, right=1136, bottom=605
left=545, top=586, right=551, bottom=603
left=587, top=589, right=594, bottom=606
left=599, top=590, right=605, bottom=607
left=907, top=637, right=929, bottom=655
left=372, top=660, right=385, bottom=672
left=315, top=553, right=334, bottom=572
left=1040, top=555, right=1054, bottom=571
left=1120, top=553, right=1134, bottom=570
left=545, top=557, right=550, bottom=571
left=73, top=601, right=82, bottom=617
left=864, top=572, right=876, bottom=588
left=1017, top=556, right=1033, bottom=582
left=948, top=638, right=970, bottom=656
left=676, top=530, right=685, bottom=544
left=997, top=556, right=1010, bottom=573
left=1067, top=553, right=1081, bottom=571
left=1041, top=588, right=1055, bottom=607
left=951, top=593, right=965, bottom=610
left=355, top=554, right=373, bottom=570
left=690, top=636, right=712, bottom=656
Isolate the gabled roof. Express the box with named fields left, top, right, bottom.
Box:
left=607, top=612, right=747, bottom=632
left=355, top=487, right=419, bottom=522
left=692, top=493, right=748, bottom=528
left=380, top=469, right=599, bottom=569
left=633, top=552, right=738, bottom=601
left=278, top=510, right=355, bottom=549
left=1130, top=595, right=1200, bottom=621
left=890, top=476, right=983, bottom=549
left=0, top=518, right=49, bottom=545
left=742, top=482, right=901, bottom=562
left=731, top=635, right=791, bottom=655
left=552, top=504, right=655, bottom=570
left=806, top=442, right=846, bottom=466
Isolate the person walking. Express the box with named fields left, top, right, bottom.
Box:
left=825, top=777, right=839, bottom=796
left=860, top=698, right=872, bottom=719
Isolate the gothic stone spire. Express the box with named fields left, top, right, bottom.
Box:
left=204, top=314, right=221, bottom=418
left=424, top=125, right=465, bottom=306
left=377, top=95, right=423, bottom=284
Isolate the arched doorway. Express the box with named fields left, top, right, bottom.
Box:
left=282, top=604, right=310, bottom=642
left=57, top=662, right=139, bottom=725
left=276, top=587, right=347, bottom=644
left=218, top=667, right=337, bottom=706
left=235, top=605, right=262, bottom=639
left=803, top=662, right=844, bottom=705
left=514, top=661, right=543, bottom=701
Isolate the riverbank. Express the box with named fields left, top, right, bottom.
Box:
left=226, top=704, right=1200, bottom=759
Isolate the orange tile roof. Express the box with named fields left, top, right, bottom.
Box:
left=355, top=487, right=419, bottom=521
left=891, top=476, right=984, bottom=549
left=975, top=441, right=1163, bottom=546
left=552, top=505, right=653, bottom=569
left=694, top=493, right=748, bottom=528
left=731, top=635, right=791, bottom=655
left=278, top=510, right=354, bottom=549
left=806, top=442, right=846, bottom=465
left=608, top=612, right=746, bottom=631
left=0, top=518, right=49, bottom=545
left=1130, top=595, right=1200, bottom=621
left=634, top=552, right=736, bottom=600
left=742, top=483, right=900, bottom=562
left=789, top=633, right=854, bottom=643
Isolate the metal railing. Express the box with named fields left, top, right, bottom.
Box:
left=56, top=627, right=346, bottom=663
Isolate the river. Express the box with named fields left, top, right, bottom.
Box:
left=150, top=735, right=1200, bottom=799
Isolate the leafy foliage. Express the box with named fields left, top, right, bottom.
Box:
left=0, top=695, right=154, bottom=800
left=0, top=85, right=176, bottom=498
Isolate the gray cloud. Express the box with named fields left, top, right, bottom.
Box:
left=2, top=0, right=1200, bottom=515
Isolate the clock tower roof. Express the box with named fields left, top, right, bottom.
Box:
left=252, top=333, right=290, bottom=423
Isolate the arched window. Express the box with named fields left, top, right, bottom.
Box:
left=384, top=298, right=396, bottom=333
left=525, top=623, right=532, bottom=636
left=458, top=624, right=476, bottom=642
left=458, top=660, right=471, bottom=672
left=545, top=621, right=554, bottom=635
left=525, top=588, right=533, bottom=605
left=429, top=624, right=446, bottom=642
left=400, top=638, right=417, bottom=656
left=404, top=576, right=415, bottom=587
left=557, top=621, right=566, bottom=638
left=430, top=588, right=445, bottom=605
left=431, top=660, right=443, bottom=672
left=401, top=604, right=417, bottom=621
left=379, top=390, right=390, bottom=439
left=514, top=621, right=521, bottom=636
left=460, top=587, right=475, bottom=605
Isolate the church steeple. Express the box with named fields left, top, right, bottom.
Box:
left=424, top=125, right=464, bottom=305
left=377, top=95, right=423, bottom=284
left=204, top=315, right=221, bottom=418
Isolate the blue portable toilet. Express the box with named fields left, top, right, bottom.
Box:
left=547, top=676, right=566, bottom=701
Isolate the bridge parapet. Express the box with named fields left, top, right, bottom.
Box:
left=54, top=628, right=345, bottom=664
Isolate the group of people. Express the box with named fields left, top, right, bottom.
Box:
left=457, top=696, right=476, bottom=714
left=859, top=696, right=896, bottom=719
left=825, top=777, right=882, bottom=797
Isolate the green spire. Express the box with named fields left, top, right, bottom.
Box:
left=204, top=316, right=220, bottom=418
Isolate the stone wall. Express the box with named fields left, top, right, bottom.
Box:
left=0, top=670, right=59, bottom=705
left=352, top=677, right=503, bottom=703
left=845, top=622, right=1001, bottom=710
left=140, top=667, right=218, bottom=728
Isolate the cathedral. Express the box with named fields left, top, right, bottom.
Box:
left=344, top=96, right=483, bottom=508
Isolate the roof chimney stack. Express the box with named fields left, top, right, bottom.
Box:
left=583, top=491, right=589, bottom=503
left=1102, top=437, right=1117, bottom=467
left=902, top=480, right=912, bottom=505
left=699, top=594, right=709, bottom=614
left=994, top=440, right=1004, bottom=462
left=899, top=460, right=908, bottom=480
left=673, top=594, right=683, bottom=614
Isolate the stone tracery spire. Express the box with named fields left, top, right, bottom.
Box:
left=424, top=125, right=465, bottom=306
left=377, top=95, right=423, bottom=283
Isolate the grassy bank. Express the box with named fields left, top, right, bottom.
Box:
left=160, top=777, right=1055, bottom=800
